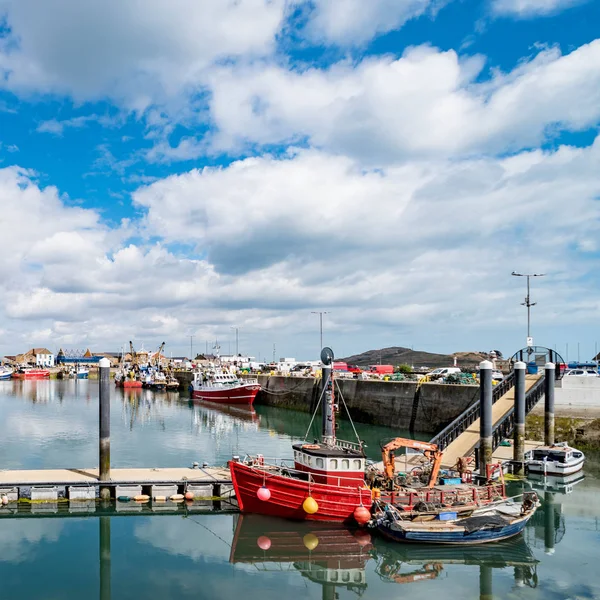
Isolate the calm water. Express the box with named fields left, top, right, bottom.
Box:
left=1, top=380, right=599, bottom=600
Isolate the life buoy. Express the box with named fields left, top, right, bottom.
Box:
left=302, top=444, right=320, bottom=450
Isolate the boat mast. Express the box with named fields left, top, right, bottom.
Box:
left=321, top=347, right=336, bottom=447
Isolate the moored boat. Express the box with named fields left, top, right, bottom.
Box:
left=525, top=442, right=585, bottom=476
left=372, top=492, right=539, bottom=545
left=0, top=366, right=14, bottom=380
left=230, top=347, right=506, bottom=524
left=76, top=366, right=89, bottom=379
left=191, top=369, right=260, bottom=405
left=12, top=367, right=50, bottom=379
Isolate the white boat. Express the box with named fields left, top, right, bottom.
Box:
left=190, top=369, right=260, bottom=405
left=525, top=442, right=585, bottom=476
left=76, top=366, right=89, bottom=379
left=0, top=366, right=13, bottom=380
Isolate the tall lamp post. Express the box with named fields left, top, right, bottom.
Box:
left=230, top=326, right=241, bottom=356
left=511, top=272, right=545, bottom=346
left=311, top=311, right=329, bottom=352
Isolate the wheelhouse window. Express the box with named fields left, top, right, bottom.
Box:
left=330, top=459, right=338, bottom=469
left=353, top=459, right=362, bottom=469
left=342, top=459, right=350, bottom=469
left=316, top=458, right=324, bottom=468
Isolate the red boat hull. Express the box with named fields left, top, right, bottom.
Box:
left=12, top=370, right=50, bottom=379
left=192, top=384, right=260, bottom=405
left=120, top=380, right=143, bottom=388
left=230, top=461, right=373, bottom=523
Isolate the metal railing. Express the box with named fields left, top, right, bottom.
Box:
left=430, top=371, right=516, bottom=450
left=489, top=374, right=545, bottom=453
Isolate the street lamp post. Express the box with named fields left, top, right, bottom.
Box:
left=311, top=311, right=329, bottom=352
left=230, top=327, right=241, bottom=356
left=511, top=272, right=546, bottom=346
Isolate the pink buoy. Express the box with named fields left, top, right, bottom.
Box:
left=353, top=529, right=372, bottom=547
left=185, top=491, right=194, bottom=501
left=257, top=536, right=271, bottom=551
left=257, top=486, right=271, bottom=501
left=353, top=505, right=371, bottom=526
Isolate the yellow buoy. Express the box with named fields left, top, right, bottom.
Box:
left=303, top=533, right=319, bottom=551
left=302, top=496, right=318, bottom=514
left=133, top=494, right=149, bottom=503
left=170, top=494, right=185, bottom=502
left=154, top=496, right=167, bottom=502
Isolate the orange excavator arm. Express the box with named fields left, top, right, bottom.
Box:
left=381, top=437, right=444, bottom=488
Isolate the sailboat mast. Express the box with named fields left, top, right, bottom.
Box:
left=321, top=348, right=335, bottom=446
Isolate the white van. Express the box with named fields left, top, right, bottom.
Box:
left=420, top=367, right=461, bottom=381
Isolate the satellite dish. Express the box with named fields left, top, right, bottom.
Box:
left=320, top=347, right=334, bottom=365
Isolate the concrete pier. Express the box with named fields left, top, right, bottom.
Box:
left=0, top=466, right=231, bottom=500
left=513, top=361, right=526, bottom=475
left=545, top=362, right=555, bottom=446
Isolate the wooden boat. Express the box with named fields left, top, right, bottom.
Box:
left=230, top=347, right=506, bottom=524
left=525, top=442, right=585, bottom=476
left=12, top=367, right=50, bottom=379
left=372, top=492, right=539, bottom=545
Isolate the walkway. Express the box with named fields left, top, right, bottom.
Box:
left=440, top=374, right=541, bottom=468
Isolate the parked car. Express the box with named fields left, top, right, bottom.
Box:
left=565, top=369, right=600, bottom=377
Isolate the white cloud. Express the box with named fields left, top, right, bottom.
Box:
left=0, top=0, right=286, bottom=109
left=491, top=0, right=586, bottom=17
left=299, top=0, right=438, bottom=45
left=207, top=40, right=600, bottom=160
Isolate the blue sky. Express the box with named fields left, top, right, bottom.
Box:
left=0, top=0, right=599, bottom=361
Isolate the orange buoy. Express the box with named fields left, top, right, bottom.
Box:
left=353, top=505, right=371, bottom=526
left=185, top=491, right=194, bottom=500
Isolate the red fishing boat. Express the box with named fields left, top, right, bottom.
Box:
left=190, top=369, right=260, bottom=405
left=230, top=347, right=506, bottom=525
left=12, top=367, right=50, bottom=379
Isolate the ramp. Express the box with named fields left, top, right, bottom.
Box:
left=440, top=374, right=542, bottom=469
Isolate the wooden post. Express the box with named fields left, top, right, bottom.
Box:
left=99, top=357, right=111, bottom=500
left=513, top=361, right=526, bottom=475
left=479, top=360, right=493, bottom=478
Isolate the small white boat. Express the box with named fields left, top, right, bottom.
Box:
left=0, top=366, right=13, bottom=380
left=525, top=442, right=585, bottom=476
left=76, top=366, right=89, bottom=379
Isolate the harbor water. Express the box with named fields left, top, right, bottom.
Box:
left=1, top=379, right=599, bottom=599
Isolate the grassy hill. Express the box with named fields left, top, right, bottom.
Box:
left=339, top=346, right=489, bottom=369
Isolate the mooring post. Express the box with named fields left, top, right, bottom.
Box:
left=544, top=362, right=555, bottom=446
left=100, top=516, right=111, bottom=600
left=479, top=565, right=493, bottom=600
left=479, top=360, right=493, bottom=478
left=544, top=490, right=555, bottom=554
left=513, top=361, right=526, bottom=475
left=99, top=357, right=111, bottom=500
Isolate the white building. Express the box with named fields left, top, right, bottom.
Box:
left=36, top=353, right=55, bottom=367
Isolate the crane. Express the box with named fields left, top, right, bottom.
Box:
left=155, top=341, right=165, bottom=367
left=129, top=341, right=136, bottom=364
left=381, top=438, right=443, bottom=489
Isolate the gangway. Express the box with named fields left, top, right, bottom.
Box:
left=439, top=375, right=544, bottom=468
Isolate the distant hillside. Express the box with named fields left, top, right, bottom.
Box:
left=339, top=346, right=489, bottom=369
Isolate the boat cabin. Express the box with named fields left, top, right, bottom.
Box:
left=292, top=442, right=366, bottom=486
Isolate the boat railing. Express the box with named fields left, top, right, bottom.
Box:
left=336, top=439, right=364, bottom=452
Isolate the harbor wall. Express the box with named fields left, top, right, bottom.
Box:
left=255, top=376, right=480, bottom=434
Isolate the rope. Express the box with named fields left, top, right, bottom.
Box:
left=334, top=379, right=362, bottom=447
left=259, top=379, right=313, bottom=396
left=187, top=517, right=231, bottom=548
left=303, top=382, right=327, bottom=441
